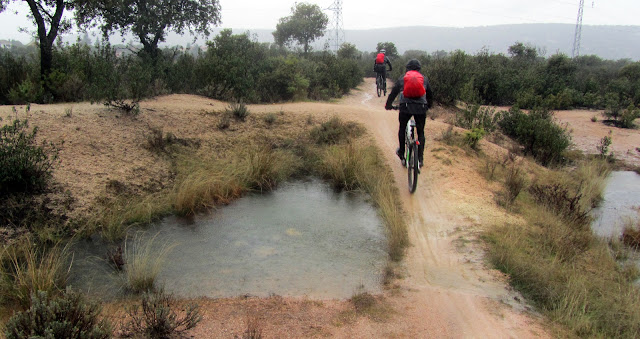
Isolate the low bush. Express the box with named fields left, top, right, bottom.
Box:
left=122, top=289, right=201, bottom=338
left=0, top=117, right=58, bottom=195
left=464, top=127, right=486, bottom=150
left=528, top=182, right=590, bottom=226
left=456, top=105, right=500, bottom=132
left=5, top=290, right=111, bottom=339
left=227, top=101, right=250, bottom=121
left=503, top=164, right=526, bottom=205
left=310, top=117, right=364, bottom=145
left=498, top=106, right=571, bottom=166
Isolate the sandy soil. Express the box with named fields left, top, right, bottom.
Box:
left=7, top=78, right=637, bottom=337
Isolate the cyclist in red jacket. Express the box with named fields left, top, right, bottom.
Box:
left=385, top=59, right=434, bottom=168
left=373, top=49, right=392, bottom=89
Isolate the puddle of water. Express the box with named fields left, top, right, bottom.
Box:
left=68, top=179, right=388, bottom=299
left=591, top=171, right=640, bottom=238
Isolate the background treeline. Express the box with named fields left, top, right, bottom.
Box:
left=0, top=29, right=362, bottom=105
left=345, top=42, right=640, bottom=111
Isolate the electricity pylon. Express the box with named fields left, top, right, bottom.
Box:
left=327, top=0, right=345, bottom=53
left=572, top=0, right=585, bottom=58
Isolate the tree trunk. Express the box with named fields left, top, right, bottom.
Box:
left=26, top=0, right=65, bottom=102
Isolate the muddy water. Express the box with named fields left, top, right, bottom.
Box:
left=591, top=171, right=640, bottom=238
left=69, top=179, right=388, bottom=299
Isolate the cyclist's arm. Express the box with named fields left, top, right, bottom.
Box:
left=385, top=57, right=392, bottom=71
left=424, top=78, right=434, bottom=109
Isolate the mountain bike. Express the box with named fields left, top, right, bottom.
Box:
left=376, top=72, right=386, bottom=97
left=392, top=106, right=419, bottom=193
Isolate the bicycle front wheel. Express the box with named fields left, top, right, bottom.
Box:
left=407, top=143, right=418, bottom=193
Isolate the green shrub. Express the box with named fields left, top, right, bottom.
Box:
left=0, top=118, right=58, bottom=195
left=5, top=290, right=111, bottom=339
left=619, top=104, right=640, bottom=129
left=123, top=289, right=201, bottom=338
left=456, top=105, right=500, bottom=132
left=498, top=106, right=571, bottom=166
left=7, top=79, right=42, bottom=104
left=464, top=127, right=486, bottom=150
left=597, top=132, right=612, bottom=158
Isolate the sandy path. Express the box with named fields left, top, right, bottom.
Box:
left=328, top=79, right=548, bottom=338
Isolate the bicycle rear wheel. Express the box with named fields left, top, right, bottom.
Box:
left=407, top=143, right=418, bottom=193
left=376, top=75, right=382, bottom=97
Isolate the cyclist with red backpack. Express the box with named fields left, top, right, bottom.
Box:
left=385, top=59, right=434, bottom=169
left=373, top=49, right=392, bottom=91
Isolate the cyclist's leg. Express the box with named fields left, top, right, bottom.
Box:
left=382, top=69, right=387, bottom=87
left=414, top=114, right=426, bottom=164
left=398, top=111, right=411, bottom=157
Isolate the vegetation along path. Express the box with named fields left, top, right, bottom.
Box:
left=0, top=79, right=551, bottom=338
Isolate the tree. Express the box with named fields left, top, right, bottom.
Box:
left=273, top=2, right=328, bottom=55
left=376, top=42, right=398, bottom=58
left=0, top=0, right=74, bottom=101
left=337, top=43, right=359, bottom=59
left=75, top=0, right=221, bottom=59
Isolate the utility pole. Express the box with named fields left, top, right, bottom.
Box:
left=572, top=0, right=585, bottom=58
left=327, top=0, right=345, bottom=53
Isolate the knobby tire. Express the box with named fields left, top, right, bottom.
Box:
left=407, top=143, right=418, bottom=193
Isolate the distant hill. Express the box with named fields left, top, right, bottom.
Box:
left=190, top=24, right=639, bottom=61
left=39, top=23, right=640, bottom=61
left=340, top=24, right=640, bottom=61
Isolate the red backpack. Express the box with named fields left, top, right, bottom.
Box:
left=375, top=53, right=385, bottom=64
left=403, top=70, right=426, bottom=98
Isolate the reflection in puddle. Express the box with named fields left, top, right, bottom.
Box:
left=69, top=179, right=388, bottom=299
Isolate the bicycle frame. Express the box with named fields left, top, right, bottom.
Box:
left=390, top=105, right=420, bottom=193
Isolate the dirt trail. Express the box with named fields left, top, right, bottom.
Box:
left=327, top=79, right=548, bottom=337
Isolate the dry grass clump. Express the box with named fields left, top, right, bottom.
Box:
left=0, top=239, right=70, bottom=308
left=485, top=158, right=640, bottom=338
left=309, top=116, right=364, bottom=145
left=123, top=233, right=175, bottom=294
left=622, top=222, right=640, bottom=249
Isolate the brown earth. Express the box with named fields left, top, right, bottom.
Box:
left=5, top=78, right=637, bottom=337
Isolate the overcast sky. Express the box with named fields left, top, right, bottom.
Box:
left=1, top=0, right=637, bottom=43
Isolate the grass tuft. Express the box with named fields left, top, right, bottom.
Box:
left=0, top=239, right=70, bottom=308
left=123, top=233, right=175, bottom=294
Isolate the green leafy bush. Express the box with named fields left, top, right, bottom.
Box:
left=4, top=290, right=111, bottom=339
left=464, top=128, right=486, bottom=150
left=456, top=104, right=500, bottom=132
left=498, top=106, right=571, bottom=166
left=0, top=118, right=58, bottom=195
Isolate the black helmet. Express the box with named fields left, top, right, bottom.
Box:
left=406, top=59, right=421, bottom=71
